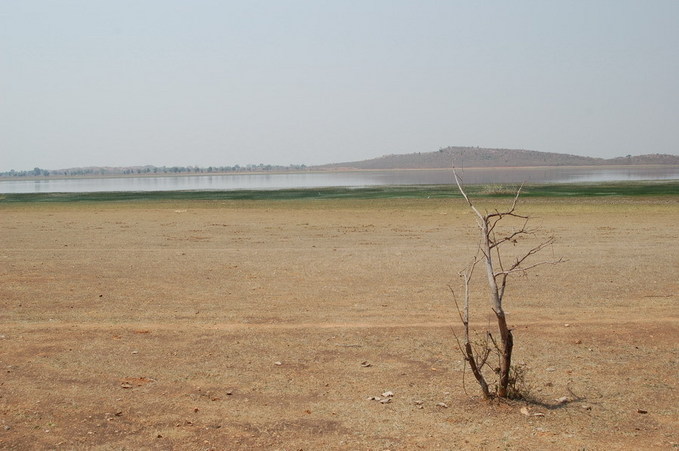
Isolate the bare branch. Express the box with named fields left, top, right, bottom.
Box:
left=453, top=167, right=485, bottom=224
left=510, top=183, right=524, bottom=211
left=497, top=256, right=565, bottom=279
left=449, top=325, right=466, bottom=359
left=448, top=285, right=466, bottom=326
left=489, top=218, right=532, bottom=250
left=500, top=237, right=557, bottom=275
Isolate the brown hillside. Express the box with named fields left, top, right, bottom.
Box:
left=316, top=147, right=679, bottom=169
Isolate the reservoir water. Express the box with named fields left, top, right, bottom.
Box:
left=1, top=166, right=679, bottom=194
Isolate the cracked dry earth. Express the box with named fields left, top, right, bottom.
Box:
left=1, top=197, right=678, bottom=449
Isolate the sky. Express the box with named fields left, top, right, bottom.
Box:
left=1, top=1, right=678, bottom=171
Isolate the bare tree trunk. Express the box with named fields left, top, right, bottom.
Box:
left=496, top=312, right=513, bottom=398
left=477, top=207, right=514, bottom=398
left=465, top=342, right=491, bottom=398
left=452, top=168, right=561, bottom=399
left=458, top=266, right=492, bottom=399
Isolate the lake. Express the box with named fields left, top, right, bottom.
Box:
left=1, top=166, right=679, bottom=194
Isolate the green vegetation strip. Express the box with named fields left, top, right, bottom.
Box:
left=1, top=181, right=679, bottom=203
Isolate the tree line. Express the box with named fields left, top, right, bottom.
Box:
left=0, top=164, right=308, bottom=178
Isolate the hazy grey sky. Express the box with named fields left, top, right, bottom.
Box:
left=1, top=1, right=678, bottom=171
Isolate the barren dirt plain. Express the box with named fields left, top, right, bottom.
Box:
left=1, top=195, right=678, bottom=450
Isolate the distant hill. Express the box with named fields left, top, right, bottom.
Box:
left=315, top=147, right=679, bottom=170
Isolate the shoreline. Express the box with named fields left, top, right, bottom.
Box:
left=2, top=163, right=679, bottom=183
left=2, top=180, right=679, bottom=204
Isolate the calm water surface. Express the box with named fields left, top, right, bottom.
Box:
left=1, top=167, right=679, bottom=194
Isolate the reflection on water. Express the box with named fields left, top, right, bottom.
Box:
left=1, top=166, right=678, bottom=194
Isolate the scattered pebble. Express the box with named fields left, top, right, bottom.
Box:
left=546, top=367, right=556, bottom=372
left=361, top=361, right=372, bottom=368
left=274, top=361, right=282, bottom=366
left=436, top=402, right=448, bottom=408
left=368, top=393, right=394, bottom=404
left=582, top=405, right=592, bottom=411
left=637, top=409, right=648, bottom=414
left=520, top=406, right=545, bottom=417
left=555, top=396, right=570, bottom=404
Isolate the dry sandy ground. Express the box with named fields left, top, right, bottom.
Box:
left=1, top=196, right=678, bottom=450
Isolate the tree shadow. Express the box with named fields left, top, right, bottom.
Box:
left=520, top=383, right=599, bottom=411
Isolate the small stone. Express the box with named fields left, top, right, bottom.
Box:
left=546, top=367, right=556, bottom=372
left=582, top=405, right=592, bottom=411
left=379, top=398, right=391, bottom=404
left=131, top=351, right=138, bottom=355
left=381, top=391, right=394, bottom=398
left=637, top=409, right=648, bottom=414
left=555, top=396, right=570, bottom=404
left=532, top=412, right=545, bottom=417
left=436, top=402, right=448, bottom=408
left=520, top=407, right=530, bottom=416
left=274, top=361, right=282, bottom=366
left=367, top=396, right=381, bottom=401
left=575, top=339, right=582, bottom=344
left=414, top=400, right=424, bottom=406
left=361, top=361, right=372, bottom=368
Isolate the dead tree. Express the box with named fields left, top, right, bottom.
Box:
left=452, top=170, right=562, bottom=399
